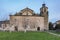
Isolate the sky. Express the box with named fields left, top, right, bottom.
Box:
left=0, top=0, right=60, bottom=23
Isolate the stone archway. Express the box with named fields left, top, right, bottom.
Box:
left=37, top=27, right=40, bottom=31
left=15, top=26, right=18, bottom=31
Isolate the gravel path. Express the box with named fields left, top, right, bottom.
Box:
left=46, top=31, right=60, bottom=37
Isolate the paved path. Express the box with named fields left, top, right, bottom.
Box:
left=46, top=31, right=60, bottom=37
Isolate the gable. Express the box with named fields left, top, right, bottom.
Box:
left=14, top=7, right=39, bottom=16
left=20, top=7, right=34, bottom=15
left=21, top=11, right=33, bottom=15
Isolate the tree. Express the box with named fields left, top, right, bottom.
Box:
left=55, top=24, right=60, bottom=29
left=49, top=22, right=53, bottom=30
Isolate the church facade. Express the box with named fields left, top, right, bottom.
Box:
left=9, top=3, right=49, bottom=31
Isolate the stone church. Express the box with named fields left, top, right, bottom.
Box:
left=9, top=3, right=49, bottom=31
left=0, top=3, right=48, bottom=31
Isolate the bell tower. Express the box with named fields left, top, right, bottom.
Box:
left=40, top=3, right=49, bottom=30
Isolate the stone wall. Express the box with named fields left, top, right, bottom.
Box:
left=10, top=16, right=45, bottom=31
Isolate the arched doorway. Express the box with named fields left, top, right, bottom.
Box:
left=37, top=27, right=40, bottom=31
left=15, top=26, right=18, bottom=31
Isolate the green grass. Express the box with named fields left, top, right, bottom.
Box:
left=49, top=30, right=60, bottom=34
left=55, top=32, right=60, bottom=34
left=0, top=31, right=60, bottom=40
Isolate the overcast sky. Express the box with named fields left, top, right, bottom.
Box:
left=0, top=0, right=60, bottom=23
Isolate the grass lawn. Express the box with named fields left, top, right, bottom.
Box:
left=49, top=30, right=60, bottom=34
left=0, top=31, right=60, bottom=40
